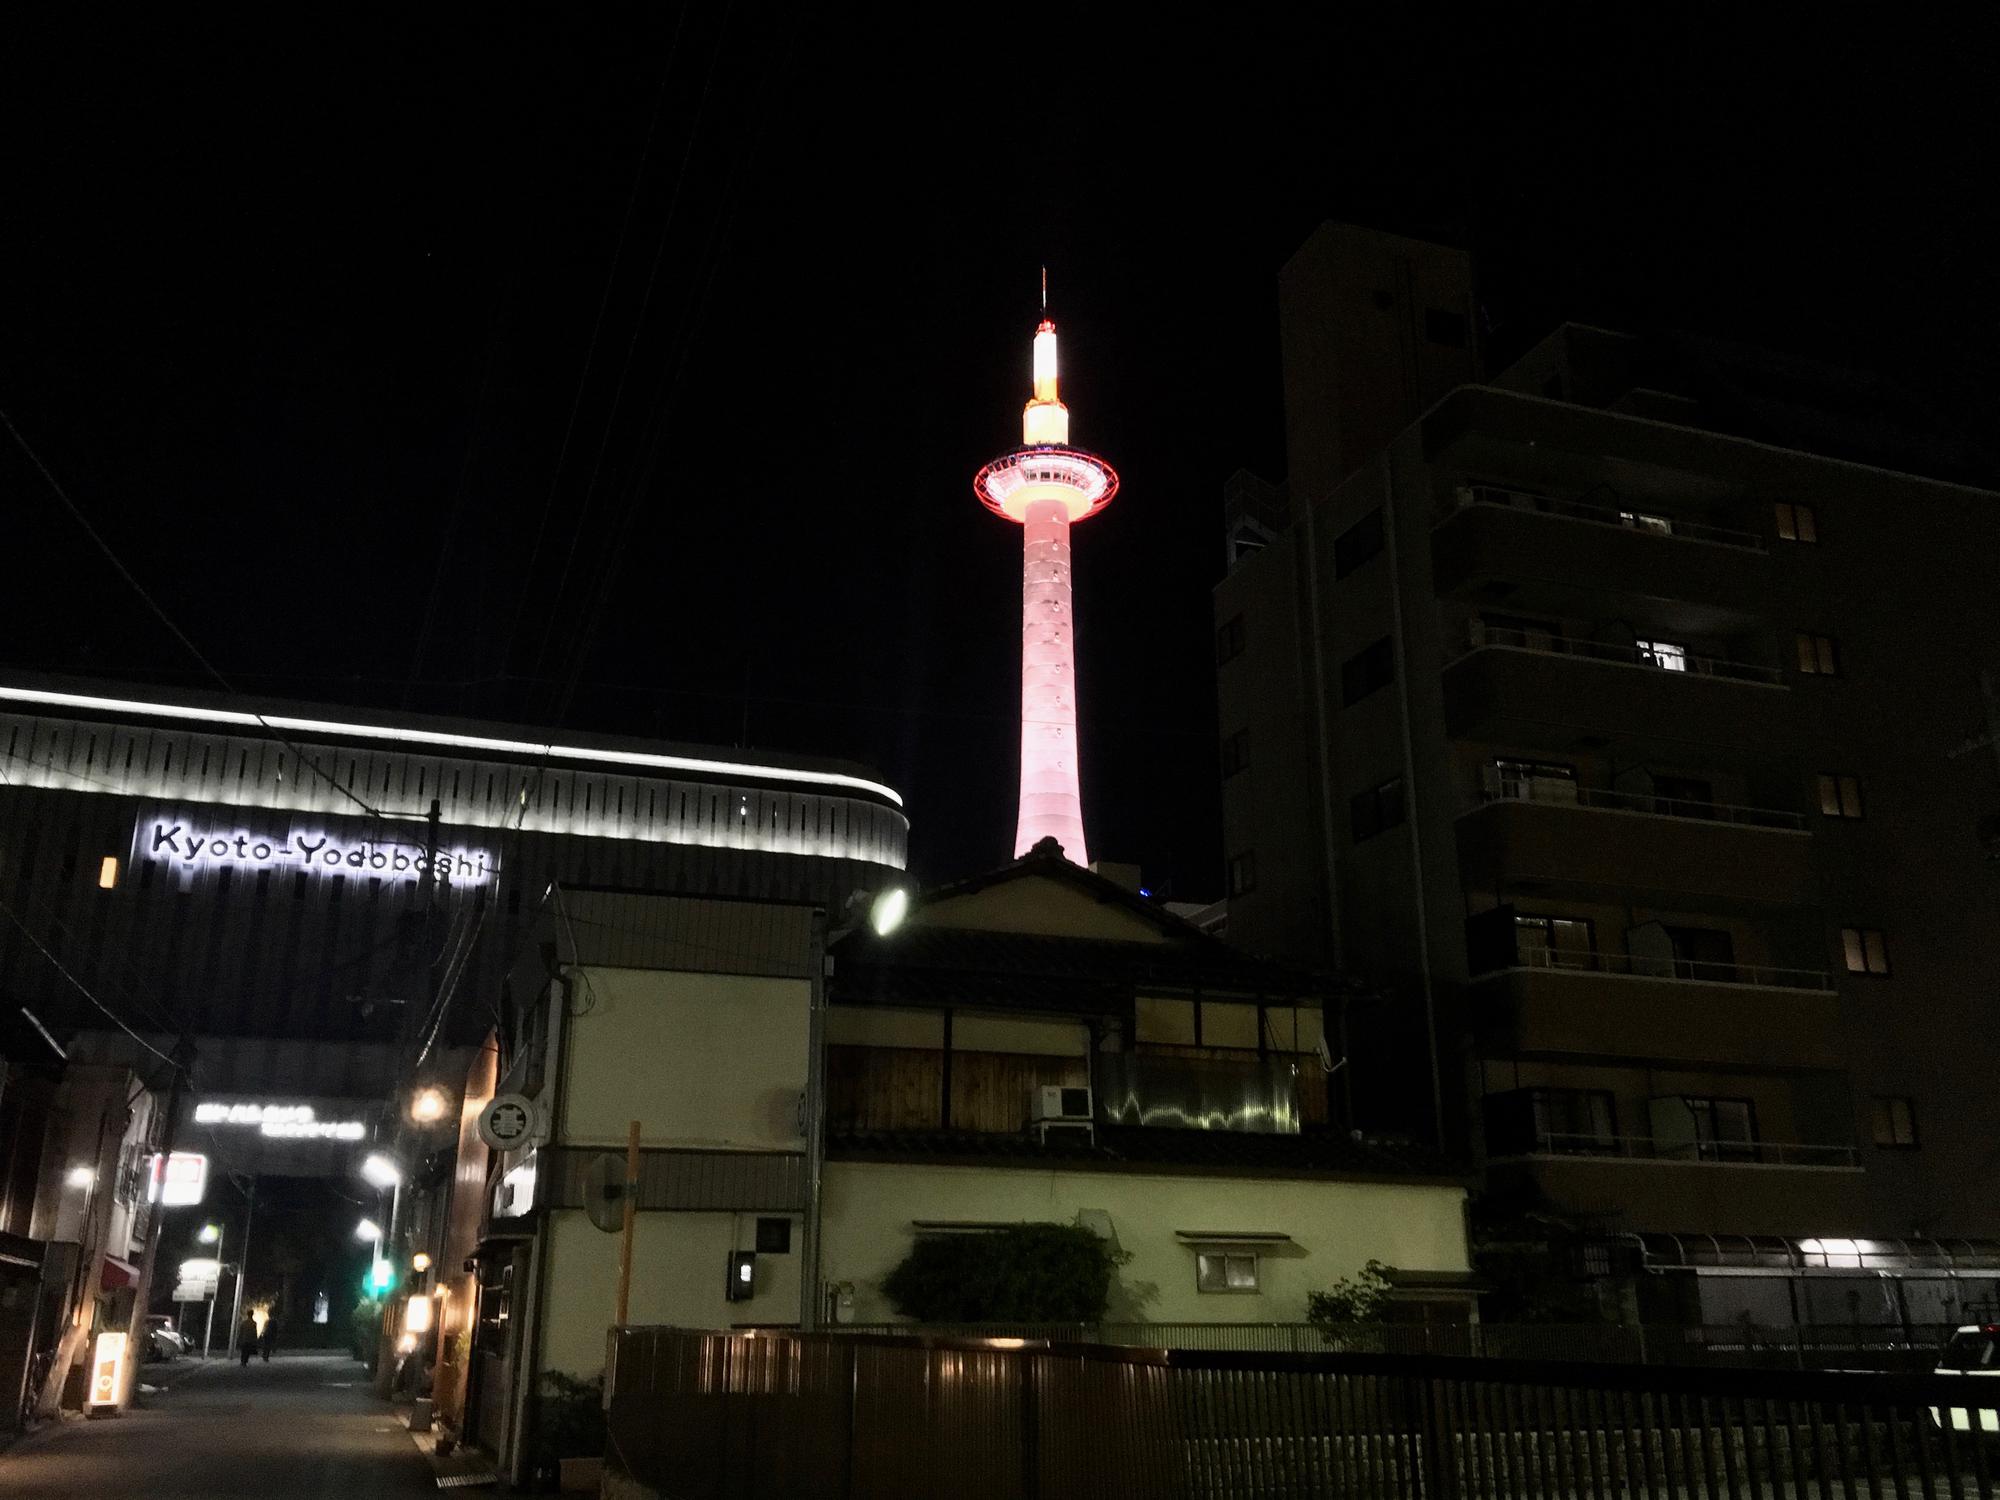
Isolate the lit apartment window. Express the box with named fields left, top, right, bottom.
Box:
left=1349, top=777, right=1407, bottom=842
left=1870, top=1097, right=1918, bottom=1148
left=1227, top=852, right=1257, bottom=897
left=1196, top=1252, right=1260, bottom=1293
left=1619, top=510, right=1674, bottom=536
left=1796, top=633, right=1840, bottom=676
left=1215, top=615, right=1246, bottom=666
left=1637, top=639, right=1688, bottom=672
left=1817, top=774, right=1863, bottom=819
left=1514, top=913, right=1595, bottom=969
left=1775, top=502, right=1819, bottom=543
left=1491, top=759, right=1577, bottom=803
left=1220, top=729, right=1248, bottom=779
left=1340, top=638, right=1395, bottom=706
left=1841, top=927, right=1890, bottom=976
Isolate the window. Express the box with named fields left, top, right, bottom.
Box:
left=1637, top=639, right=1688, bottom=673
left=1349, top=778, right=1407, bottom=842
left=1196, top=1252, right=1260, bottom=1293
left=1841, top=927, right=1890, bottom=976
left=1683, top=1097, right=1759, bottom=1162
left=755, top=1217, right=793, bottom=1253
left=1220, top=729, right=1249, bottom=779
left=1227, top=852, right=1257, bottom=897
left=1424, top=307, right=1468, bottom=348
left=1334, top=508, right=1385, bottom=578
left=1514, top=913, right=1595, bottom=969
left=1775, top=502, right=1819, bottom=543
left=1491, top=759, right=1577, bottom=803
left=1870, top=1097, right=1918, bottom=1149
left=1341, top=637, right=1395, bottom=706
left=1619, top=510, right=1675, bottom=536
left=1817, top=774, right=1864, bottom=819
left=97, top=856, right=119, bottom=890
left=1215, top=614, right=1246, bottom=666
left=1796, top=633, right=1840, bottom=676
left=1529, top=1089, right=1618, bottom=1154
left=1664, top=925, right=1735, bottom=977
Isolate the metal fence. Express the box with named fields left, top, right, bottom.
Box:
left=605, top=1326, right=2000, bottom=1500
left=829, top=1321, right=1960, bottom=1368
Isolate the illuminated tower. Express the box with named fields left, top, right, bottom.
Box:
left=973, top=282, right=1119, bottom=864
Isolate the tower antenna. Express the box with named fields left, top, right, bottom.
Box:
left=1041, top=266, right=1047, bottom=313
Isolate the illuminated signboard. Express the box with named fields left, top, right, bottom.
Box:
left=194, top=1102, right=365, bottom=1141
left=146, top=1152, right=208, bottom=1206
left=134, top=813, right=494, bottom=887
left=88, top=1331, right=127, bottom=1411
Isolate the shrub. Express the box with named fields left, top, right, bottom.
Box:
left=881, top=1223, right=1127, bottom=1323
left=538, top=1370, right=607, bottom=1459
left=1306, top=1259, right=1394, bottom=1335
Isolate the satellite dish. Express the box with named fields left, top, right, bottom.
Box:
left=582, top=1153, right=630, bottom=1235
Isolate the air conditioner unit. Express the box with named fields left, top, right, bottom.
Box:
left=1033, top=1085, right=1093, bottom=1124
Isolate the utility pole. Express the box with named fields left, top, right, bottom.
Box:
left=226, top=1176, right=257, bottom=1354
left=120, top=1037, right=193, bottom=1411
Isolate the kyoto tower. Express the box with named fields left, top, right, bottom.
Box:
left=974, top=278, right=1119, bottom=865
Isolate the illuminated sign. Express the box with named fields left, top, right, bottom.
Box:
left=147, top=1152, right=208, bottom=1206
left=88, top=1331, right=127, bottom=1411
left=138, top=819, right=493, bottom=886
left=194, top=1102, right=365, bottom=1141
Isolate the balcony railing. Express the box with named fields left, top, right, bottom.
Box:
left=1441, top=481, right=1767, bottom=551
left=1477, top=767, right=1807, bottom=830
left=1499, top=1130, right=1860, bottom=1169
left=1499, top=945, right=1836, bottom=991
left=1460, top=620, right=1784, bottom=685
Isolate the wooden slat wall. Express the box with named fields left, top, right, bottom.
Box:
left=949, top=1051, right=1088, bottom=1133
left=827, top=1045, right=944, bottom=1131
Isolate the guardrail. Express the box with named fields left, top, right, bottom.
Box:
left=604, top=1325, right=2000, bottom=1499
left=1459, top=622, right=1785, bottom=685
left=1476, top=771, right=1806, bottom=830
left=1441, top=482, right=1768, bottom=552
left=1497, top=945, right=1836, bottom=992
left=1495, top=1133, right=1861, bottom=1169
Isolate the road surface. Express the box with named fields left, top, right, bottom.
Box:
left=0, top=1351, right=439, bottom=1497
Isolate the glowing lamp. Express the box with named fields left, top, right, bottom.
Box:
left=869, top=887, right=910, bottom=937
left=66, top=1166, right=95, bottom=1190
left=355, top=1218, right=383, bottom=1242
left=98, top=856, right=119, bottom=889
left=971, top=286, right=1118, bottom=866
left=403, top=1295, right=433, bottom=1335
left=359, top=1153, right=402, bottom=1188
left=198, top=1223, right=221, bottom=1244
left=411, top=1252, right=432, bottom=1273
left=365, top=1260, right=395, bottom=1296
left=410, top=1087, right=449, bottom=1124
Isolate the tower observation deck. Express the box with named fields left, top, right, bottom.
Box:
left=972, top=293, right=1119, bottom=865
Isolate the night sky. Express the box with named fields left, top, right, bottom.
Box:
left=6, top=10, right=1998, bottom=895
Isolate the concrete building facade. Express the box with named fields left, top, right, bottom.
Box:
left=1215, top=223, right=2000, bottom=1325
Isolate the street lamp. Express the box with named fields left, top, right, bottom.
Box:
left=359, top=1153, right=402, bottom=1189
left=410, top=1086, right=449, bottom=1124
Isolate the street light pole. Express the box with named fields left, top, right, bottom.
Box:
left=226, top=1177, right=257, bottom=1352
left=202, top=1224, right=223, bottom=1360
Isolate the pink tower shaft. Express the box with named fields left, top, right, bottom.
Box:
left=1015, top=497, right=1088, bottom=862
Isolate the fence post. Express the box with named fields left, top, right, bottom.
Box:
left=1021, top=1351, right=1041, bottom=1500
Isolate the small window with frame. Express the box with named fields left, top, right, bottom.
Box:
left=1796, top=633, right=1840, bottom=676
left=1228, top=852, right=1257, bottom=897
left=1816, top=774, right=1863, bottom=819
left=1870, top=1097, right=1918, bottom=1149
left=1841, top=927, right=1890, bottom=976
left=1196, top=1252, right=1261, bottom=1293
left=1775, top=502, right=1819, bottom=544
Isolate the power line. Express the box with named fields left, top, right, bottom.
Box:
left=0, top=890, right=178, bottom=1068
left=0, top=406, right=387, bottom=822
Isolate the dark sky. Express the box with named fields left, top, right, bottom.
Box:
left=5, top=9, right=1997, bottom=893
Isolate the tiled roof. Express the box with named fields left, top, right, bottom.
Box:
left=827, top=1124, right=1465, bottom=1184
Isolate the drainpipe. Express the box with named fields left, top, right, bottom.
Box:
left=1380, top=450, right=1447, bottom=1148
left=800, top=907, right=830, bottom=1331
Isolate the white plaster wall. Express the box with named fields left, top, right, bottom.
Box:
left=820, top=1160, right=1468, bottom=1325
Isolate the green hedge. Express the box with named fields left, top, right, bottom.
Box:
left=881, top=1223, right=1125, bottom=1323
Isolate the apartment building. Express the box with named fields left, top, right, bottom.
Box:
left=1215, top=223, right=2000, bottom=1325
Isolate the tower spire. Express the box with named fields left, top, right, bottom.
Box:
left=1041, top=265, right=1047, bottom=313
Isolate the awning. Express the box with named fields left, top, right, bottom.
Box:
left=1637, top=1233, right=2000, bottom=1272
left=1174, top=1230, right=1297, bottom=1249
left=99, top=1255, right=140, bottom=1289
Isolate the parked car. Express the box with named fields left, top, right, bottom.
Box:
left=142, top=1314, right=187, bottom=1362
left=1931, top=1324, right=2000, bottom=1435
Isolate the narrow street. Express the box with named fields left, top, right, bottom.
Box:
left=1, top=1352, right=439, bottom=1498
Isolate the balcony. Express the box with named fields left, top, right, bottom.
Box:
left=1434, top=484, right=1772, bottom=613
left=1485, top=1132, right=1866, bottom=1236
left=1469, top=949, right=1842, bottom=1070
left=1455, top=775, right=1812, bottom=906
left=1441, top=625, right=1794, bottom=758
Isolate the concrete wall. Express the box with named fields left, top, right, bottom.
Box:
left=539, top=1208, right=803, bottom=1377
left=820, top=1159, right=1468, bottom=1325
left=559, top=967, right=809, bottom=1152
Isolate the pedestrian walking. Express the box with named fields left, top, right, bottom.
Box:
left=236, top=1313, right=258, bottom=1368
left=259, top=1310, right=276, bottom=1362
